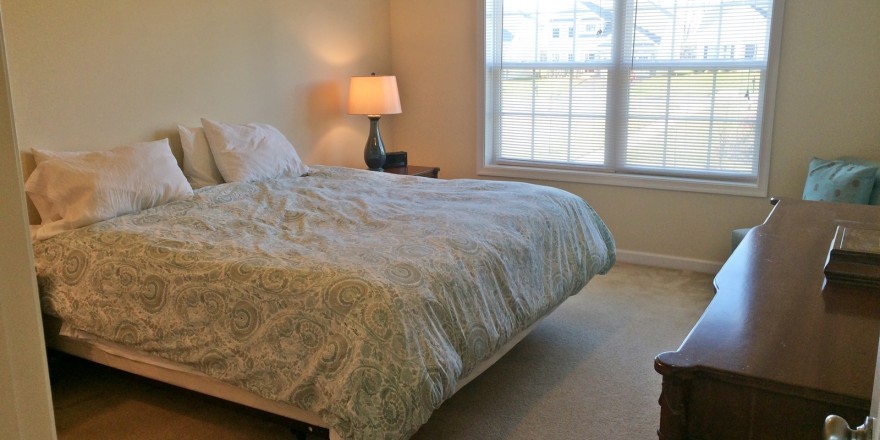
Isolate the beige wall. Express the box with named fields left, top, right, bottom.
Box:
left=389, top=0, right=880, bottom=267
left=3, top=0, right=393, bottom=168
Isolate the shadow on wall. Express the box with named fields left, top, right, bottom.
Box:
left=19, top=151, right=39, bottom=224
left=305, top=81, right=344, bottom=139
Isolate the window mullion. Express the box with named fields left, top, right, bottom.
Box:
left=606, top=0, right=629, bottom=172
left=707, top=70, right=719, bottom=170
left=531, top=3, right=539, bottom=161
left=662, top=74, right=672, bottom=168
left=567, top=0, right=577, bottom=164
left=530, top=69, right=536, bottom=161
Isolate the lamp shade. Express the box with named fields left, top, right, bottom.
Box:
left=348, top=75, right=402, bottom=116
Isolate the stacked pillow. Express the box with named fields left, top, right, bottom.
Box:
left=26, top=120, right=308, bottom=240
left=26, top=139, right=194, bottom=240
left=178, top=124, right=222, bottom=189
left=179, top=118, right=309, bottom=188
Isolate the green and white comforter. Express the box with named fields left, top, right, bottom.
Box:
left=33, top=166, right=615, bottom=439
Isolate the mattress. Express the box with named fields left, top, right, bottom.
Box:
left=33, top=166, right=615, bottom=439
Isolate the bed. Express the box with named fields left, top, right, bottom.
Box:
left=28, top=125, right=615, bottom=440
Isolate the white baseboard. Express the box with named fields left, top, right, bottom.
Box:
left=615, top=249, right=723, bottom=274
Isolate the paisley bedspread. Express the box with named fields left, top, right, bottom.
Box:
left=33, top=166, right=615, bottom=439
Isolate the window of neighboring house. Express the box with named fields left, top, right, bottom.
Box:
left=482, top=0, right=784, bottom=196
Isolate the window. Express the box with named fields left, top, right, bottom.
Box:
left=482, top=0, right=784, bottom=196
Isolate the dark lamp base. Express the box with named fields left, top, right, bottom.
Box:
left=364, top=116, right=386, bottom=171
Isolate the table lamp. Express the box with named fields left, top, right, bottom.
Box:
left=348, top=73, right=401, bottom=171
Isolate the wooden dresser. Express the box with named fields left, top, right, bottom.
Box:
left=655, top=198, right=880, bottom=440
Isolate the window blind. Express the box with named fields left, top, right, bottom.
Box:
left=485, top=0, right=779, bottom=185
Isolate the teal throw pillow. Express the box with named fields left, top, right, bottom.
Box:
left=802, top=157, right=878, bottom=204
left=839, top=156, right=880, bottom=205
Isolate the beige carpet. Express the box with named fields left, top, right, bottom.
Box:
left=49, top=263, right=714, bottom=439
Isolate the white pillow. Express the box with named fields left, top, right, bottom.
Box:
left=178, top=125, right=223, bottom=188
left=201, top=118, right=309, bottom=183
left=26, top=139, right=193, bottom=241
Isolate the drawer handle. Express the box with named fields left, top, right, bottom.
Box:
left=824, top=415, right=874, bottom=440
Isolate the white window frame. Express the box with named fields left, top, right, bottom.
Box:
left=477, top=0, right=786, bottom=197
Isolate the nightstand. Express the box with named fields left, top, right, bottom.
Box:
left=382, top=165, right=440, bottom=178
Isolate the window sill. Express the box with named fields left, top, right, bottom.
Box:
left=477, top=163, right=769, bottom=198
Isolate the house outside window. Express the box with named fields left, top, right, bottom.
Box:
left=482, top=0, right=785, bottom=196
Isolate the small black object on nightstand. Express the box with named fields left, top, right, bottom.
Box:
left=384, top=151, right=407, bottom=168
left=382, top=165, right=440, bottom=178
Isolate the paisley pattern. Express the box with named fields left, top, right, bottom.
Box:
left=33, top=166, right=615, bottom=440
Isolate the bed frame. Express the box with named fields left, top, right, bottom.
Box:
left=44, top=307, right=555, bottom=439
